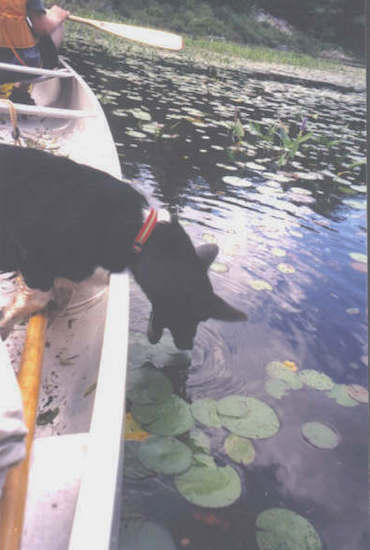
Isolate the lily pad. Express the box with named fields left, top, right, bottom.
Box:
left=346, top=384, right=369, bottom=404
left=175, top=463, right=241, bottom=508
left=123, top=441, right=156, bottom=480
left=133, top=395, right=194, bottom=436
left=256, top=508, right=322, bottom=550
left=349, top=252, right=367, bottom=264
left=265, top=378, right=291, bottom=399
left=210, top=262, right=229, bottom=273
left=121, top=519, right=176, bottom=550
left=138, top=436, right=192, bottom=475
left=266, top=361, right=303, bottom=389
left=188, top=429, right=211, bottom=454
left=249, top=280, right=273, bottom=291
left=278, top=263, right=296, bottom=274
left=191, top=398, right=222, bottom=428
left=271, top=247, right=286, bottom=257
left=222, top=176, right=252, bottom=187
left=127, top=364, right=173, bottom=405
left=220, top=397, right=280, bottom=439
left=301, top=422, right=339, bottom=449
left=129, top=108, right=152, bottom=121
left=325, top=384, right=358, bottom=407
left=217, top=395, right=249, bottom=417
left=224, top=434, right=255, bottom=465
left=299, top=370, right=334, bottom=391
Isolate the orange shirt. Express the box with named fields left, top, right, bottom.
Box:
left=0, top=0, right=36, bottom=49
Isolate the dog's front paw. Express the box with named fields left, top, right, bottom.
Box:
left=0, top=282, right=52, bottom=339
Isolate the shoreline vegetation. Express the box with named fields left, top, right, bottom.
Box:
left=60, top=1, right=365, bottom=86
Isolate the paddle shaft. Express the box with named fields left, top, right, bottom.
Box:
left=68, top=14, right=183, bottom=51
left=0, top=314, right=47, bottom=550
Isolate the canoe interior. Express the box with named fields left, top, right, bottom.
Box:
left=0, top=60, right=127, bottom=550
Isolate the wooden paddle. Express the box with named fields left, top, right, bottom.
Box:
left=0, top=314, right=47, bottom=550
left=68, top=15, right=183, bottom=51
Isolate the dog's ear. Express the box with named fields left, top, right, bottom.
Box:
left=210, top=294, right=247, bottom=322
left=147, top=309, right=164, bottom=344
left=196, top=244, right=219, bottom=270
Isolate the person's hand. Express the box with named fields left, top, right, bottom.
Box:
left=48, top=5, right=70, bottom=24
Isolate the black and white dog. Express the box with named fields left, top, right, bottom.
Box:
left=0, top=144, right=246, bottom=349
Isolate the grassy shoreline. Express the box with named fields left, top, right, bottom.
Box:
left=61, top=1, right=365, bottom=83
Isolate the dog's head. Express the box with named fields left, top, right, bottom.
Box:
left=132, top=220, right=246, bottom=349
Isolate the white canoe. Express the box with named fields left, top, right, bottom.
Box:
left=0, top=59, right=128, bottom=550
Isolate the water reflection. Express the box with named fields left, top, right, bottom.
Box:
left=64, top=41, right=367, bottom=549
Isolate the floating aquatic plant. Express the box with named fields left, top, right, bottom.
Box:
left=265, top=378, right=291, bottom=399
left=187, top=429, right=211, bottom=454
left=301, top=422, right=339, bottom=449
left=121, top=519, right=176, bottom=550
left=224, top=434, right=255, bottom=465
left=349, top=252, right=367, bottom=264
left=249, top=280, right=273, bottom=291
left=123, top=441, right=156, bottom=480
left=175, top=462, right=241, bottom=508
left=191, top=398, right=222, bottom=428
left=127, top=364, right=173, bottom=405
left=220, top=397, right=280, bottom=439
left=346, top=384, right=368, bottom=404
left=217, top=395, right=249, bottom=418
left=278, top=263, right=296, bottom=274
left=256, top=508, right=322, bottom=550
left=138, top=436, right=192, bottom=475
left=133, top=395, right=194, bottom=436
left=266, top=361, right=303, bottom=390
left=325, top=384, right=358, bottom=407
left=299, top=370, right=334, bottom=391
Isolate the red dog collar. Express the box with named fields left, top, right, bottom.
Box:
left=133, top=208, right=158, bottom=253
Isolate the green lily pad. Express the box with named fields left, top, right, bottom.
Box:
left=123, top=441, right=156, bottom=480
left=265, top=378, right=291, bottom=399
left=192, top=453, right=216, bottom=468
left=266, top=362, right=303, bottom=390
left=346, top=384, right=369, bottom=404
left=278, top=263, right=296, bottom=274
left=249, top=280, right=273, bottom=291
left=129, top=108, right=152, bottom=121
left=301, top=422, right=339, bottom=449
left=133, top=395, right=194, bottom=436
left=138, top=436, right=192, bottom=475
left=121, top=519, right=176, bottom=550
left=222, top=176, right=252, bottom=187
left=220, top=397, right=280, bottom=439
left=224, top=434, right=255, bottom=465
left=188, top=429, right=211, bottom=454
left=326, top=384, right=358, bottom=407
left=127, top=364, right=173, bottom=405
left=175, top=463, right=241, bottom=508
left=202, top=232, right=218, bottom=244
left=299, top=370, right=334, bottom=391
left=126, top=129, right=147, bottom=139
left=349, top=252, right=367, bottom=264
left=191, top=398, right=222, bottom=427
left=210, top=262, right=229, bottom=273
left=217, top=395, right=249, bottom=417
left=271, top=247, right=286, bottom=257
left=256, top=508, right=322, bottom=550
left=128, top=332, right=191, bottom=371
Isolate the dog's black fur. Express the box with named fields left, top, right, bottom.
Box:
left=0, top=144, right=246, bottom=349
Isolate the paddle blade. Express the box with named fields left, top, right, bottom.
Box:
left=69, top=15, right=183, bottom=51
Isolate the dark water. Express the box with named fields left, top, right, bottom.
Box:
left=64, top=42, right=367, bottom=550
